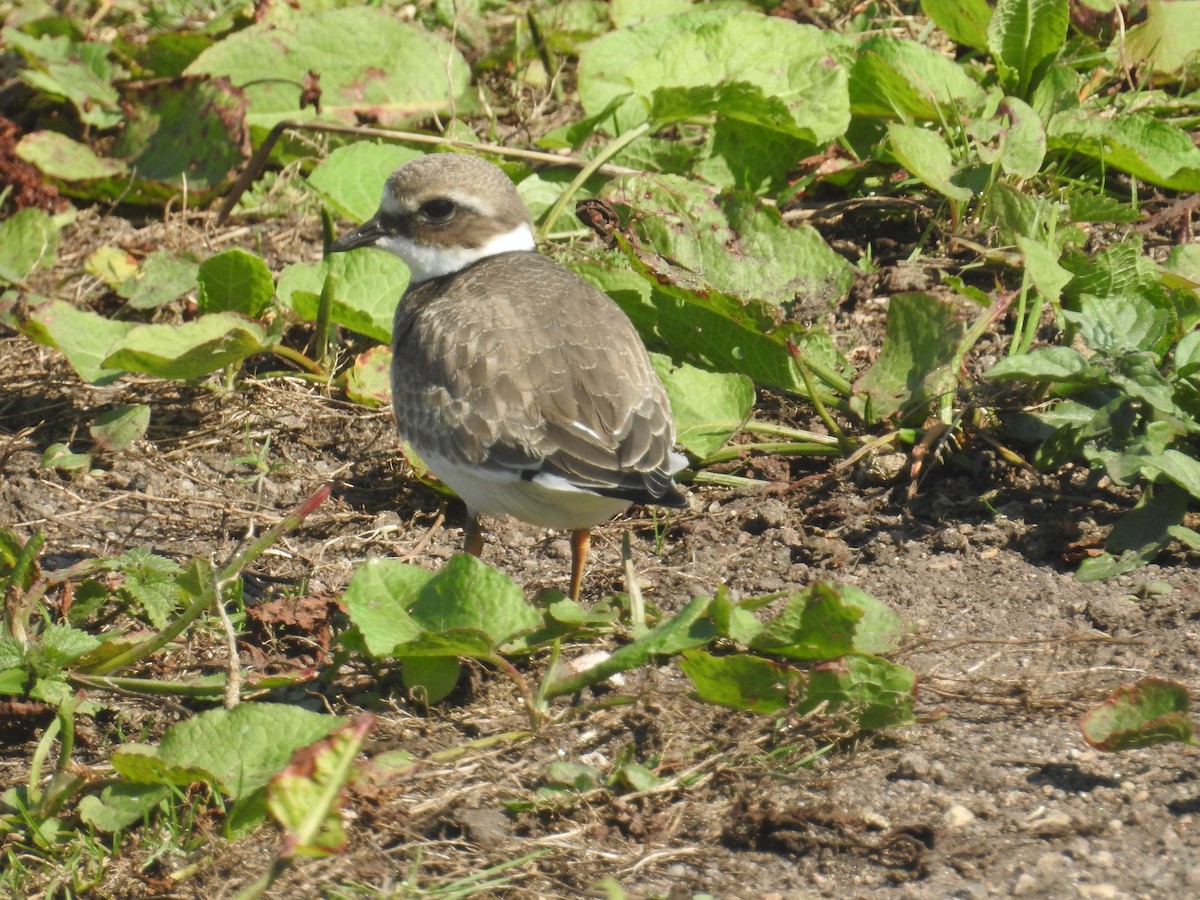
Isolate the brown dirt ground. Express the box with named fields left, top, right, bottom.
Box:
left=2, top=202, right=1200, bottom=900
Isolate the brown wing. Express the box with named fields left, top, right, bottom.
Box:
left=391, top=252, right=685, bottom=506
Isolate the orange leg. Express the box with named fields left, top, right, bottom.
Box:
left=569, top=528, right=591, bottom=603
left=463, top=514, right=484, bottom=557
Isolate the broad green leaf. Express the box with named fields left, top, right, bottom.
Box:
left=1147, top=450, right=1200, bottom=500
left=86, top=247, right=140, bottom=289
left=308, top=143, right=425, bottom=223
left=186, top=8, right=470, bottom=128
left=603, top=175, right=853, bottom=306
left=610, top=0, right=694, bottom=27
left=39, top=622, right=102, bottom=668
left=1048, top=109, right=1200, bottom=192
left=577, top=9, right=850, bottom=142
left=267, top=715, right=373, bottom=858
left=390, top=629, right=497, bottom=659
left=117, top=251, right=201, bottom=310
left=751, top=584, right=862, bottom=660
left=996, top=96, right=1046, bottom=179
left=108, top=77, right=249, bottom=194
left=103, top=548, right=185, bottom=630
left=651, top=355, right=752, bottom=457
left=853, top=293, right=962, bottom=424
left=985, top=346, right=1090, bottom=381
left=408, top=554, right=540, bottom=647
left=17, top=298, right=133, bottom=384
left=277, top=251, right=409, bottom=343
left=679, top=650, right=802, bottom=715
left=341, top=557, right=429, bottom=658
left=341, top=345, right=393, bottom=408
left=837, top=586, right=905, bottom=655
left=1067, top=189, right=1142, bottom=225
left=849, top=36, right=985, bottom=121
left=1081, top=677, right=1194, bottom=751
left=110, top=746, right=216, bottom=787
left=1066, top=294, right=1173, bottom=357
left=1175, top=330, right=1200, bottom=377
left=3, top=28, right=123, bottom=128
left=1061, top=238, right=1161, bottom=304
left=15, top=130, right=127, bottom=180
left=79, top=784, right=171, bottom=832
left=400, top=656, right=461, bottom=704
left=0, top=208, right=61, bottom=285
left=797, top=654, right=917, bottom=731
left=41, top=443, right=91, bottom=471
left=888, top=124, right=973, bottom=203
left=987, top=0, right=1070, bottom=98
left=1124, top=0, right=1200, bottom=77
left=197, top=249, right=275, bottom=317
left=158, top=703, right=344, bottom=800
left=90, top=404, right=150, bottom=454
left=1017, top=236, right=1071, bottom=305
left=921, top=0, right=992, bottom=49
left=102, top=314, right=274, bottom=380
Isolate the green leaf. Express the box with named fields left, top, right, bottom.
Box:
left=709, top=587, right=765, bottom=647
left=1066, top=294, right=1173, bottom=357
left=853, top=293, right=962, bottom=424
left=86, top=247, right=140, bottom=289
left=996, top=96, right=1047, bottom=179
left=1062, top=238, right=1161, bottom=304
left=308, top=143, right=425, bottom=223
left=16, top=298, right=133, bottom=385
left=651, top=354, right=752, bottom=457
left=750, top=584, right=861, bottom=660
left=836, top=587, right=905, bottom=655
left=341, top=557, right=429, bottom=658
left=3, top=28, right=123, bottom=128
left=41, top=443, right=92, bottom=472
left=89, top=404, right=150, bottom=454
left=117, top=251, right=201, bottom=310
left=39, top=622, right=103, bottom=668
left=1124, top=0, right=1200, bottom=77
left=15, top=131, right=126, bottom=180
left=0, top=208, right=61, bottom=285
left=577, top=9, right=850, bottom=141
left=197, top=249, right=275, bottom=317
left=849, top=36, right=985, bottom=121
left=103, top=548, right=185, bottom=630
left=157, top=703, right=344, bottom=800
left=102, top=314, right=274, bottom=380
left=921, top=0, right=993, bottom=49
left=277, top=251, right=409, bottom=343
left=79, top=784, right=171, bottom=833
left=987, top=0, right=1070, bottom=97
left=185, top=8, right=470, bottom=128
left=110, top=745, right=217, bottom=787
left=797, top=654, right=917, bottom=731
left=341, top=345, right=393, bottom=408
left=399, top=656, right=461, bottom=704
left=887, top=124, right=973, bottom=203
left=603, top=175, right=852, bottom=306
left=1017, top=236, right=1072, bottom=305
left=267, top=715, right=374, bottom=858
left=408, top=554, right=541, bottom=647
left=985, top=346, right=1090, bottom=382
left=1047, top=109, right=1200, bottom=192
left=541, top=595, right=714, bottom=698
left=108, top=77, right=249, bottom=195
left=1080, top=677, right=1194, bottom=751
left=679, top=649, right=802, bottom=715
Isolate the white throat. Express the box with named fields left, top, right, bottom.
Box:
left=377, top=223, right=536, bottom=283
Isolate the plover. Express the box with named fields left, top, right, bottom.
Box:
left=330, top=153, right=687, bottom=601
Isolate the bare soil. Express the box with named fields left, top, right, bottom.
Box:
left=2, top=206, right=1199, bottom=900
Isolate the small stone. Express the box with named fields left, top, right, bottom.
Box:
left=1012, top=873, right=1040, bottom=896
left=944, top=803, right=976, bottom=827
left=1077, top=885, right=1119, bottom=899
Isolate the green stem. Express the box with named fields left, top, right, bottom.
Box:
left=697, top=441, right=842, bottom=467
left=789, top=347, right=850, bottom=451
left=539, top=121, right=652, bottom=240
left=743, top=422, right=839, bottom=445
left=268, top=343, right=325, bottom=376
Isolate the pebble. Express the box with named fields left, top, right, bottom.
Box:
left=944, top=803, right=976, bottom=827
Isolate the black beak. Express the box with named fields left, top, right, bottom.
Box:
left=330, top=214, right=386, bottom=253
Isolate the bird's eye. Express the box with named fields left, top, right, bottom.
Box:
left=420, top=198, right=456, bottom=222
